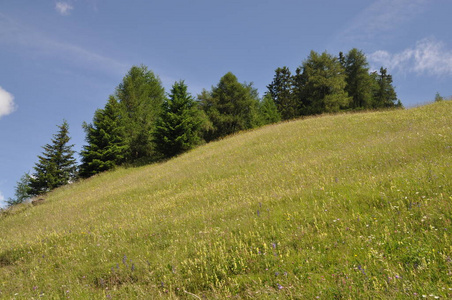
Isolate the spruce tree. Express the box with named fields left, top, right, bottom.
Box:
left=371, top=67, right=400, bottom=108
left=267, top=67, right=297, bottom=120
left=154, top=81, right=205, bottom=159
left=29, top=120, right=77, bottom=196
left=79, top=96, right=127, bottom=178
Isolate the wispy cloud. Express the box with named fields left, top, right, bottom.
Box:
left=338, top=0, right=428, bottom=44
left=55, top=2, right=74, bottom=16
left=0, top=13, right=128, bottom=76
left=369, top=38, right=452, bottom=77
left=0, top=86, right=16, bottom=119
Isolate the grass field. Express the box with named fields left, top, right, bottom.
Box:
left=1, top=101, right=451, bottom=299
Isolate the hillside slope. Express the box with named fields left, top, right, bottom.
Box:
left=1, top=102, right=451, bottom=299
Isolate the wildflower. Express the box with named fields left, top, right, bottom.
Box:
left=277, top=283, right=283, bottom=290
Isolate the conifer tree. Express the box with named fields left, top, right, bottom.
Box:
left=342, top=49, right=373, bottom=109
left=154, top=81, right=205, bottom=158
left=294, top=51, right=351, bottom=115
left=259, top=94, right=281, bottom=125
left=29, top=120, right=77, bottom=196
left=371, top=67, right=400, bottom=108
left=198, top=72, right=259, bottom=141
left=79, top=96, right=126, bottom=178
left=267, top=67, right=297, bottom=120
left=6, top=173, right=32, bottom=206
left=115, top=65, right=165, bottom=163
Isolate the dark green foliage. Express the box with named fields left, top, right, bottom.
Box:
left=435, top=92, right=444, bottom=102
left=79, top=97, right=127, bottom=178
left=294, top=51, right=351, bottom=115
left=79, top=65, right=165, bottom=176
left=6, top=173, right=32, bottom=207
left=115, top=65, right=165, bottom=163
left=267, top=67, right=297, bottom=120
left=342, top=49, right=373, bottom=109
left=371, top=67, right=400, bottom=108
left=198, top=72, right=260, bottom=141
left=267, top=49, right=401, bottom=118
left=154, top=81, right=206, bottom=159
left=258, top=94, right=281, bottom=125
left=29, top=121, right=77, bottom=196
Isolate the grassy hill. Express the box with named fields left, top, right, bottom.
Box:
left=1, top=101, right=451, bottom=299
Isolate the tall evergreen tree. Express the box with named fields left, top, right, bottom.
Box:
left=29, top=121, right=77, bottom=196
left=198, top=72, right=260, bottom=141
left=342, top=49, right=373, bottom=109
left=259, top=94, right=281, bottom=125
left=79, top=96, right=127, bottom=178
left=371, top=67, right=400, bottom=108
left=267, top=66, right=297, bottom=120
left=6, top=173, right=32, bottom=206
left=295, top=51, right=351, bottom=115
left=115, top=65, right=165, bottom=163
left=154, top=81, right=206, bottom=159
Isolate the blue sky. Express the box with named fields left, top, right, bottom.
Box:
left=1, top=0, right=451, bottom=206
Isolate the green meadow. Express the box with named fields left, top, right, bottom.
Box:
left=1, top=101, right=451, bottom=299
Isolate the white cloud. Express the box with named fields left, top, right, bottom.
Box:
left=369, top=38, right=452, bottom=77
left=0, top=86, right=16, bottom=119
left=55, top=2, right=74, bottom=16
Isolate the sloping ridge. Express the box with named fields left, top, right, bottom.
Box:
left=1, top=101, right=451, bottom=298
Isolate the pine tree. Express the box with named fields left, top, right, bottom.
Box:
left=29, top=120, right=77, bottom=196
left=342, top=49, right=373, bottom=109
left=295, top=51, right=351, bottom=115
left=267, top=67, right=297, bottom=120
left=154, top=81, right=206, bottom=159
left=198, top=72, right=260, bottom=141
left=79, top=96, right=127, bottom=178
left=115, top=65, right=165, bottom=164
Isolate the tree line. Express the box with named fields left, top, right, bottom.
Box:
left=6, top=48, right=401, bottom=206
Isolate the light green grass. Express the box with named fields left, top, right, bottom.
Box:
left=1, top=101, right=451, bottom=299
